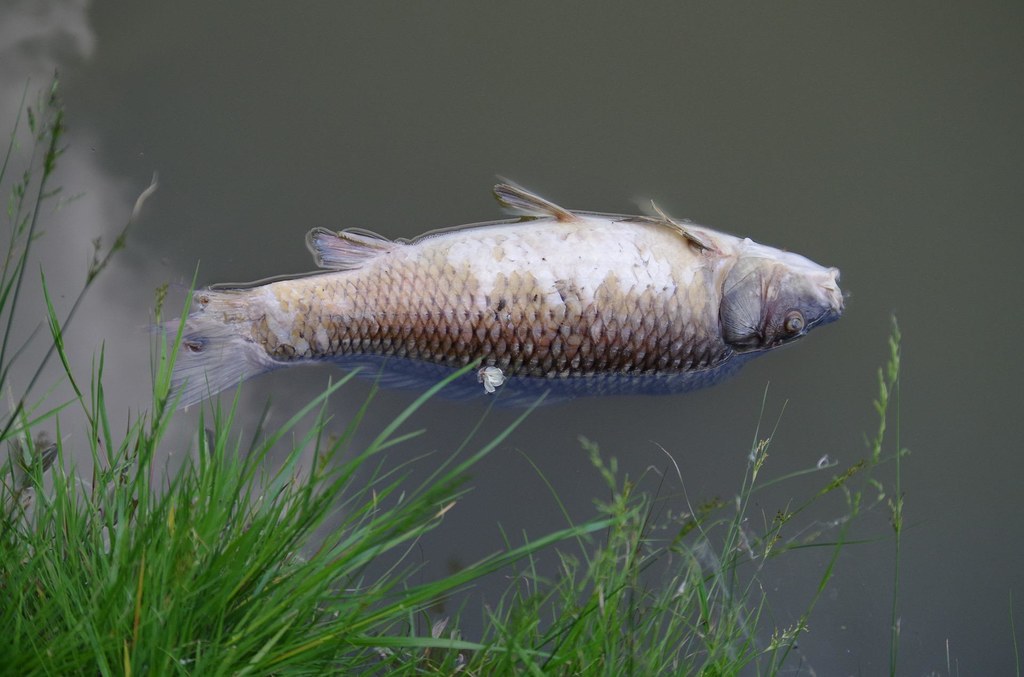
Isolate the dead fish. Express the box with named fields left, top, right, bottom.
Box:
left=169, top=184, right=842, bottom=407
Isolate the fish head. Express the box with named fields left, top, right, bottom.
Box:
left=720, top=243, right=843, bottom=353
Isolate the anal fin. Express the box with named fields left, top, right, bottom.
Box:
left=306, top=227, right=399, bottom=270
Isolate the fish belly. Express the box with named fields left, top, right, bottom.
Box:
left=250, top=218, right=732, bottom=382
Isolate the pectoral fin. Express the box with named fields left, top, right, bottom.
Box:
left=647, top=201, right=716, bottom=253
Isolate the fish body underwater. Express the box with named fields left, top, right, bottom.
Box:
left=170, top=184, right=843, bottom=407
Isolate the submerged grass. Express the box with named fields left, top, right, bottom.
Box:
left=1, top=78, right=912, bottom=675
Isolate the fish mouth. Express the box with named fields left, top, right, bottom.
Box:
left=804, top=266, right=844, bottom=332
left=820, top=266, right=844, bottom=321
left=811, top=305, right=842, bottom=331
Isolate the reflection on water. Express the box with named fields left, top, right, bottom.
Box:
left=4, top=1, right=1024, bottom=673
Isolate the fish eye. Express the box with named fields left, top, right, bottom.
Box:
left=783, top=310, right=805, bottom=335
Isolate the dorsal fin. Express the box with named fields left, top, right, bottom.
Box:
left=493, top=183, right=577, bottom=222
left=306, top=227, right=399, bottom=270
left=647, top=200, right=716, bottom=253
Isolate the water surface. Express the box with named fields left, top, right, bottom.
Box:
left=3, top=2, right=1022, bottom=673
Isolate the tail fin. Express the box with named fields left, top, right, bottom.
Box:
left=167, top=291, right=276, bottom=408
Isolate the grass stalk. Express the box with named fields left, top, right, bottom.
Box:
left=1, top=76, right=924, bottom=675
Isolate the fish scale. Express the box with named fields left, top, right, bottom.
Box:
left=170, top=183, right=842, bottom=407
left=255, top=249, right=725, bottom=380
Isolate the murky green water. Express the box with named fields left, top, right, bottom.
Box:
left=3, top=2, right=1022, bottom=672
